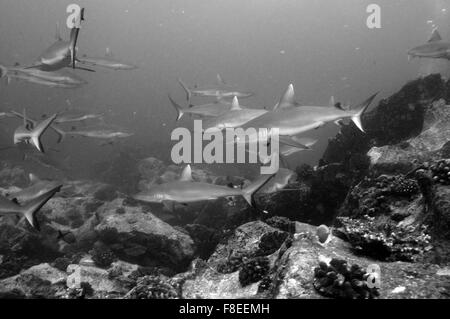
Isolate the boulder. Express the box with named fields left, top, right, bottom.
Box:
left=95, top=199, right=195, bottom=271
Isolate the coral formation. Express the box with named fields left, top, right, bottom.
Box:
left=238, top=257, right=270, bottom=287
left=338, top=216, right=432, bottom=262
left=313, top=258, right=380, bottom=299
left=125, top=275, right=179, bottom=299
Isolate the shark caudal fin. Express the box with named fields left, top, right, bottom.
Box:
left=242, top=173, right=275, bottom=207
left=350, top=92, right=379, bottom=133
left=177, top=78, right=192, bottom=103
left=30, top=114, right=57, bottom=153
left=168, top=94, right=185, bottom=121
left=21, top=185, right=62, bottom=231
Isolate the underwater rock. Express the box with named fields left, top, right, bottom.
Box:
left=0, top=224, right=62, bottom=279
left=181, top=221, right=287, bottom=298
left=259, top=163, right=351, bottom=226
left=66, top=264, right=129, bottom=296
left=0, top=163, right=28, bottom=188
left=95, top=199, right=195, bottom=271
left=431, top=185, right=450, bottom=240
left=316, top=225, right=331, bottom=244
left=264, top=216, right=296, bottom=233
left=183, top=224, right=222, bottom=260
left=336, top=216, right=432, bottom=262
left=0, top=263, right=67, bottom=298
left=368, top=100, right=450, bottom=174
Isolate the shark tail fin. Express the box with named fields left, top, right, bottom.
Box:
left=177, top=78, right=192, bottom=103
left=242, top=173, right=275, bottom=207
left=350, top=92, right=379, bottom=133
left=21, top=185, right=62, bottom=231
left=31, top=114, right=57, bottom=153
left=168, top=94, right=185, bottom=121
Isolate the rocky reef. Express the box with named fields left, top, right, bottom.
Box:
left=0, top=74, right=450, bottom=299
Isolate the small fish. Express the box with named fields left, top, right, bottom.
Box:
left=133, top=165, right=274, bottom=211
left=0, top=185, right=62, bottom=231
left=178, top=74, right=253, bottom=104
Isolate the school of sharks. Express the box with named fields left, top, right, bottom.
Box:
left=0, top=5, right=447, bottom=235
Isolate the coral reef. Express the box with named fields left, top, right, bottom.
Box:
left=125, top=275, right=179, bottom=299
left=313, top=258, right=380, bottom=299
left=431, top=159, right=450, bottom=185
left=337, top=216, right=432, bottom=262
left=238, top=257, right=270, bottom=287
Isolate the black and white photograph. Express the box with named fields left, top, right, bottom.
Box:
left=0, top=0, right=449, bottom=307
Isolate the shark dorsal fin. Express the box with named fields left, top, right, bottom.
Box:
left=428, top=28, right=442, bottom=42
left=216, top=74, right=225, bottom=85
left=329, top=96, right=336, bottom=107
left=105, top=47, right=114, bottom=58
left=230, top=96, right=241, bottom=110
left=29, top=173, right=40, bottom=183
left=55, top=22, right=62, bottom=41
left=180, top=165, right=193, bottom=182
left=274, top=84, right=296, bottom=110
left=23, top=109, right=28, bottom=128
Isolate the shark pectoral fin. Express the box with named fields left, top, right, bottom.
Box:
left=334, top=119, right=344, bottom=127
left=314, top=122, right=326, bottom=130
left=162, top=200, right=175, bottom=212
